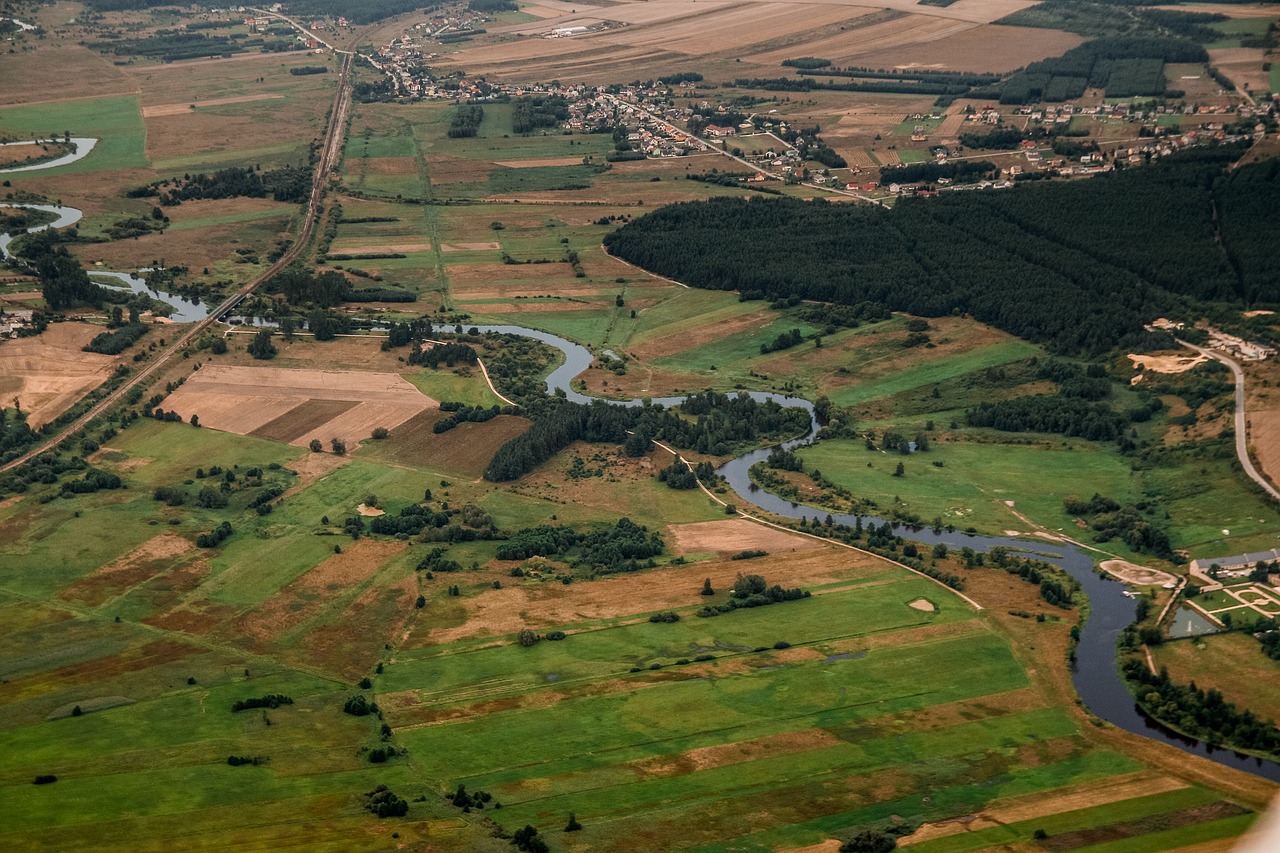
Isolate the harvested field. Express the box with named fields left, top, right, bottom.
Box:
left=251, top=399, right=358, bottom=443
left=227, top=539, right=406, bottom=647
left=745, top=14, right=977, bottom=67
left=427, top=154, right=494, bottom=184
left=362, top=156, right=417, bottom=175
left=160, top=364, right=437, bottom=450
left=668, top=519, right=824, bottom=556
left=850, top=23, right=1082, bottom=72
left=1151, top=3, right=1280, bottom=18
left=141, top=94, right=284, bottom=118
left=442, top=242, right=501, bottom=252
left=357, top=409, right=530, bottom=477
left=57, top=533, right=195, bottom=609
left=1248, top=406, right=1280, bottom=489
left=630, top=308, right=772, bottom=360
left=0, top=321, right=118, bottom=429
left=327, top=241, right=433, bottom=254
left=494, top=157, right=590, bottom=168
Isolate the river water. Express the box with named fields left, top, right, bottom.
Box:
left=8, top=203, right=1280, bottom=781
left=0, top=138, right=98, bottom=174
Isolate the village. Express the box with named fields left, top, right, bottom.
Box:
left=345, top=11, right=1275, bottom=200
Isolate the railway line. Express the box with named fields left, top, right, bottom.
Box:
left=0, top=51, right=354, bottom=475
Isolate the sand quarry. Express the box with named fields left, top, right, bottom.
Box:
left=160, top=364, right=437, bottom=449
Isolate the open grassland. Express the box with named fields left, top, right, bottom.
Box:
left=0, top=95, right=146, bottom=174
left=798, top=436, right=1138, bottom=535
left=381, top=537, right=1255, bottom=851
left=1153, top=633, right=1280, bottom=723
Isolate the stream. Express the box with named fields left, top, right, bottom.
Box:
left=7, top=202, right=1280, bottom=781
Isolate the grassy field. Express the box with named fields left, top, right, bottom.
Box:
left=798, top=436, right=1138, bottom=535
left=1153, top=632, right=1280, bottom=722
left=0, top=95, right=147, bottom=173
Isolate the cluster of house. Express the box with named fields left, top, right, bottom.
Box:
left=0, top=308, right=34, bottom=338
left=1146, top=319, right=1276, bottom=361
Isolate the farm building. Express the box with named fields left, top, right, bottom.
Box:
left=1189, top=548, right=1280, bottom=577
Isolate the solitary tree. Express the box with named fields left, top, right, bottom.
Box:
left=248, top=329, right=277, bottom=360
left=330, top=437, right=346, bottom=455
left=701, top=577, right=714, bottom=596
left=893, top=462, right=905, bottom=477
left=564, top=813, right=583, bottom=832
left=309, top=438, right=323, bottom=452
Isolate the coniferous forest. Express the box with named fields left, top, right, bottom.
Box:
left=604, top=147, right=1280, bottom=355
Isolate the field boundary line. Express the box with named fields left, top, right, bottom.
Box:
left=650, top=437, right=983, bottom=611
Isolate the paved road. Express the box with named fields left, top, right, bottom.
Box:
left=0, top=51, right=355, bottom=475
left=1178, top=338, right=1280, bottom=502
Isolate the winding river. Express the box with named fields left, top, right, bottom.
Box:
left=7, top=202, right=1280, bottom=782
left=0, top=138, right=99, bottom=174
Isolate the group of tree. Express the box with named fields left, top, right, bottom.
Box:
left=130, top=166, right=311, bottom=206
left=604, top=146, right=1275, bottom=357
left=1064, top=493, right=1174, bottom=558
left=511, top=95, right=568, bottom=134
left=230, top=694, right=292, bottom=713
left=408, top=342, right=477, bottom=368
left=264, top=265, right=411, bottom=309
left=484, top=393, right=810, bottom=481
left=1123, top=660, right=1280, bottom=756
left=364, top=785, right=409, bottom=818
left=447, top=104, right=484, bottom=138
left=83, top=323, right=148, bottom=355
left=698, top=572, right=810, bottom=617
left=494, top=517, right=663, bottom=572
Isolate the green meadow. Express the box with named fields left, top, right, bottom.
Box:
left=0, top=95, right=148, bottom=173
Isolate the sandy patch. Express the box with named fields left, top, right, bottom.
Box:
left=356, top=503, right=385, bottom=517
left=907, top=597, right=936, bottom=612
left=1244, top=310, right=1275, bottom=318
left=0, top=322, right=119, bottom=429
left=1129, top=352, right=1209, bottom=378
left=160, top=364, right=436, bottom=450
left=494, top=156, right=591, bottom=168
left=1100, top=559, right=1178, bottom=587
left=141, top=93, right=284, bottom=117
left=668, top=519, right=822, bottom=556
left=327, top=242, right=433, bottom=254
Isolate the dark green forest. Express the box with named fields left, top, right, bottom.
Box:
left=604, top=147, right=1280, bottom=355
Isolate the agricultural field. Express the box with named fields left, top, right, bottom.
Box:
left=4, top=0, right=1280, bottom=850
left=0, top=322, right=122, bottom=429
left=1153, top=631, right=1280, bottom=723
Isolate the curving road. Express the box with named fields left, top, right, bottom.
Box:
left=0, top=51, right=354, bottom=475
left=1178, top=338, right=1280, bottom=502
